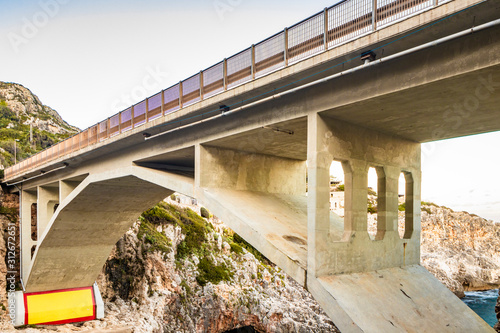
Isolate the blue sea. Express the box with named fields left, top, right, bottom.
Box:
left=462, top=289, right=498, bottom=327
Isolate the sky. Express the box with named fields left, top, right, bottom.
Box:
left=0, top=0, right=499, bottom=221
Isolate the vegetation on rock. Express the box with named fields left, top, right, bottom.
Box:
left=196, top=256, right=233, bottom=286
left=0, top=82, right=78, bottom=170
left=142, top=201, right=213, bottom=260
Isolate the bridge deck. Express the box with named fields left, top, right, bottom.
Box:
left=4, top=0, right=497, bottom=182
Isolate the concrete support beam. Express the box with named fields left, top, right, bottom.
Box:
left=59, top=180, right=81, bottom=203
left=197, top=144, right=305, bottom=195
left=306, top=113, right=331, bottom=276
left=37, top=186, right=59, bottom=239
left=20, top=190, right=37, bottom=282
left=195, top=144, right=309, bottom=285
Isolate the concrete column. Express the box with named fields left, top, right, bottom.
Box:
left=37, top=186, right=59, bottom=239
left=343, top=160, right=368, bottom=238
left=20, top=190, right=37, bottom=282
left=377, top=166, right=400, bottom=238
left=373, top=167, right=387, bottom=240
left=307, top=113, right=332, bottom=277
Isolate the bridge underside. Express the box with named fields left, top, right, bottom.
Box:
left=17, top=113, right=491, bottom=331
left=9, top=9, right=500, bottom=331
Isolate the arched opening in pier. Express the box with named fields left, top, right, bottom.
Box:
left=367, top=167, right=378, bottom=240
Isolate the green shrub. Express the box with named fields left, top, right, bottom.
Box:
left=200, top=207, right=210, bottom=218
left=137, top=220, right=171, bottom=254
left=367, top=202, right=377, bottom=214
left=336, top=184, right=344, bottom=191
left=398, top=203, right=406, bottom=211
left=141, top=202, right=212, bottom=259
left=229, top=242, right=243, bottom=254
left=196, top=256, right=233, bottom=286
left=232, top=233, right=270, bottom=265
left=422, top=207, right=432, bottom=215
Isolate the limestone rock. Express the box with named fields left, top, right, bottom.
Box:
left=420, top=204, right=500, bottom=297
left=0, top=82, right=78, bottom=134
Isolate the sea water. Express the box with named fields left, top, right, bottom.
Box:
left=462, top=289, right=498, bottom=327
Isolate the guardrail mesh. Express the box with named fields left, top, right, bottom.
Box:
left=255, top=32, right=285, bottom=78
left=227, top=48, right=252, bottom=89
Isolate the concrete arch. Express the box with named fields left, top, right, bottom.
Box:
left=25, top=166, right=193, bottom=292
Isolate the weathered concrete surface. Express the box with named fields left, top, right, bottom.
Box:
left=307, top=115, right=421, bottom=277
left=316, top=265, right=494, bottom=333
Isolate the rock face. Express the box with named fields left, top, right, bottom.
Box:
left=94, top=200, right=339, bottom=333
left=0, top=81, right=78, bottom=168
left=420, top=203, right=500, bottom=297
left=0, top=81, right=78, bottom=135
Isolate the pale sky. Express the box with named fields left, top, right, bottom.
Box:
left=1, top=0, right=499, bottom=221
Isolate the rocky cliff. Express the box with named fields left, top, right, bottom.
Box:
left=420, top=203, right=500, bottom=297
left=0, top=81, right=78, bottom=168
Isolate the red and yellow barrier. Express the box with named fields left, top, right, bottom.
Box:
left=24, top=286, right=96, bottom=325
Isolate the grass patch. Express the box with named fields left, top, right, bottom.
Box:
left=422, top=206, right=432, bottom=214
left=229, top=242, right=243, bottom=254
left=0, top=205, right=17, bottom=223
left=137, top=219, right=171, bottom=254
left=231, top=233, right=270, bottom=265
left=196, top=256, right=233, bottom=286
left=141, top=202, right=213, bottom=259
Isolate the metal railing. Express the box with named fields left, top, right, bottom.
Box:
left=4, top=0, right=451, bottom=180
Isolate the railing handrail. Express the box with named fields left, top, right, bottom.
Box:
left=4, top=0, right=450, bottom=180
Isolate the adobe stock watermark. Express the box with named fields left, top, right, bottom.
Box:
left=8, top=0, right=70, bottom=53
left=422, top=73, right=500, bottom=164
left=111, top=65, right=169, bottom=112
left=6, top=219, right=17, bottom=325
left=213, top=0, right=243, bottom=20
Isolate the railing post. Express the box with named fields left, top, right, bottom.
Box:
left=372, top=0, right=377, bottom=31
left=161, top=89, right=165, bottom=116
left=118, top=112, right=122, bottom=133
left=251, top=44, right=255, bottom=79
left=145, top=98, right=149, bottom=122
left=131, top=105, right=135, bottom=128
left=199, top=71, right=204, bottom=100
left=324, top=7, right=328, bottom=50
left=179, top=81, right=184, bottom=108
left=284, top=28, right=289, bottom=66
left=433, top=0, right=438, bottom=6
left=223, top=59, right=228, bottom=90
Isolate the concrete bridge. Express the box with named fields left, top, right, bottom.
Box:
left=3, top=0, right=500, bottom=331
